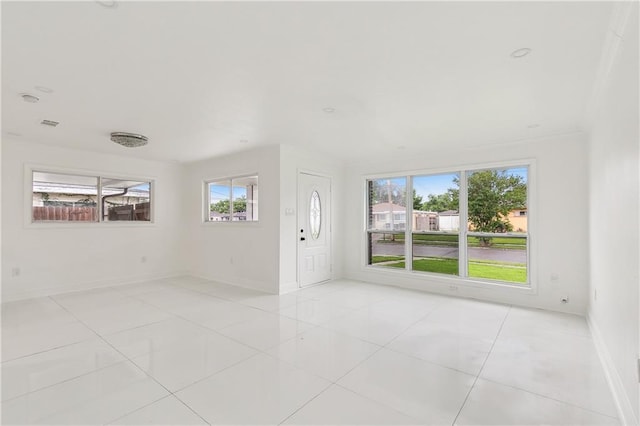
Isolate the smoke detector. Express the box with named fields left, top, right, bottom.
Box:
left=110, top=132, right=148, bottom=148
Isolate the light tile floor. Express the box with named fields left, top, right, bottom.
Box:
left=1, top=276, right=619, bottom=425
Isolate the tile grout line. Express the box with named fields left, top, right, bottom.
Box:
left=280, top=296, right=456, bottom=425
left=451, top=304, right=512, bottom=426
left=7, top=280, right=602, bottom=425
left=277, top=381, right=335, bottom=425
left=472, top=308, right=619, bottom=421
left=478, top=376, right=621, bottom=421
left=48, top=295, right=212, bottom=425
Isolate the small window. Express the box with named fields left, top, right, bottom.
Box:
left=366, top=177, right=407, bottom=269
left=309, top=190, right=321, bottom=239
left=33, top=171, right=98, bottom=222
left=205, top=175, right=258, bottom=222
left=466, top=167, right=527, bottom=284
left=32, top=171, right=152, bottom=223
left=101, top=178, right=151, bottom=222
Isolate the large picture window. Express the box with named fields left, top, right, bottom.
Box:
left=205, top=175, right=258, bottom=222
left=32, top=171, right=152, bottom=223
left=366, top=164, right=529, bottom=286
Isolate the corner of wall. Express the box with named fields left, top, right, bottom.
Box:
left=588, top=314, right=639, bottom=426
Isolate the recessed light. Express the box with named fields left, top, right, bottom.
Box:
left=7, top=132, right=22, bottom=137
left=511, top=48, right=532, bottom=58
left=239, top=139, right=249, bottom=144
left=35, top=86, right=54, bottom=94
left=397, top=145, right=406, bottom=150
left=322, top=107, right=335, bottom=113
left=528, top=124, right=540, bottom=128
left=20, top=93, right=40, bottom=103
left=95, top=0, right=118, bottom=8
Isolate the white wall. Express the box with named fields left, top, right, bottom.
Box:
left=1, top=139, right=185, bottom=301
left=587, top=3, right=639, bottom=423
left=343, top=132, right=590, bottom=314
left=182, top=145, right=281, bottom=294
left=279, top=145, right=345, bottom=293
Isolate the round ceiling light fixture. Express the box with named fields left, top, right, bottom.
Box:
left=20, top=93, right=40, bottom=103
left=322, top=107, right=335, bottom=113
left=110, top=132, right=148, bottom=148
left=510, top=48, right=532, bottom=58
left=528, top=124, right=540, bottom=128
left=239, top=139, right=249, bottom=144
left=95, top=0, right=118, bottom=8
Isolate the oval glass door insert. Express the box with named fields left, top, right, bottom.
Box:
left=309, top=190, right=321, bottom=239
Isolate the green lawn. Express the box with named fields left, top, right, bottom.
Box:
left=386, top=257, right=459, bottom=275
left=376, top=257, right=527, bottom=284
left=371, top=255, right=405, bottom=263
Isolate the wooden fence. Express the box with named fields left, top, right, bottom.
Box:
left=32, top=206, right=97, bottom=222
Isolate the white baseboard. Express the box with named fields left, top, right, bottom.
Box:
left=1, top=270, right=189, bottom=302
left=187, top=272, right=276, bottom=295
left=588, top=314, right=638, bottom=425
left=279, top=281, right=299, bottom=294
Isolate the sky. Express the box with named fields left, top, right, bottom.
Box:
left=376, top=167, right=528, bottom=198
left=209, top=184, right=246, bottom=203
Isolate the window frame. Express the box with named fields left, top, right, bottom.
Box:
left=25, top=164, right=155, bottom=228
left=203, top=173, right=259, bottom=224
left=363, top=159, right=536, bottom=293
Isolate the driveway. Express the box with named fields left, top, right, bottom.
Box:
left=372, top=241, right=526, bottom=263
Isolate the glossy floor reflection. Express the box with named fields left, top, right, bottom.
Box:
left=1, top=277, right=619, bottom=425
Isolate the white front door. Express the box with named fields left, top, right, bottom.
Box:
left=298, top=173, right=331, bottom=287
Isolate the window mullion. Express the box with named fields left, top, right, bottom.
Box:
left=97, top=176, right=102, bottom=222
left=406, top=175, right=413, bottom=271
left=459, top=171, right=468, bottom=278
left=229, top=180, right=234, bottom=220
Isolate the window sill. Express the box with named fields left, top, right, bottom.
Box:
left=362, top=264, right=535, bottom=294
left=201, top=220, right=261, bottom=226
left=26, top=221, right=156, bottom=230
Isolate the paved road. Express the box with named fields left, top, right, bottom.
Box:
left=372, top=241, right=526, bottom=263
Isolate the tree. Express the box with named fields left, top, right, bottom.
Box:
left=422, top=192, right=458, bottom=212
left=462, top=170, right=526, bottom=245
left=370, top=180, right=405, bottom=206
left=233, top=196, right=247, bottom=213
left=412, top=190, right=423, bottom=210
left=210, top=199, right=230, bottom=214
left=210, top=196, right=247, bottom=215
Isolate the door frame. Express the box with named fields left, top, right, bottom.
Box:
left=297, top=169, right=333, bottom=289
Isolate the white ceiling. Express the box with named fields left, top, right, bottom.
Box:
left=2, top=1, right=613, bottom=163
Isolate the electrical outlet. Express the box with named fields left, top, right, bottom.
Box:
left=140, top=256, right=147, bottom=263
left=550, top=273, right=559, bottom=282
left=230, top=257, right=234, bottom=264
left=11, top=267, right=20, bottom=277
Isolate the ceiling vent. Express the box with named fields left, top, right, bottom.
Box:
left=41, top=120, right=59, bottom=127
left=110, top=132, right=148, bottom=148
